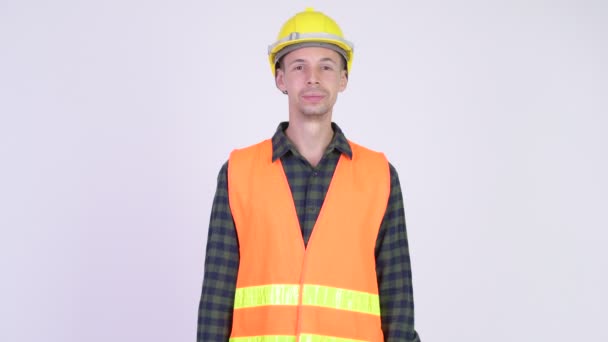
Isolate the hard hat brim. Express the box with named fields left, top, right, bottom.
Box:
left=272, top=42, right=349, bottom=67
left=268, top=33, right=354, bottom=76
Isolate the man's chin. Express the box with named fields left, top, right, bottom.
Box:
left=299, top=105, right=331, bottom=117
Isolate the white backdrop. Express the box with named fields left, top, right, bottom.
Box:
left=1, top=0, right=607, bottom=341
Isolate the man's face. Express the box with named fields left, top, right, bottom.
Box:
left=275, top=46, right=348, bottom=118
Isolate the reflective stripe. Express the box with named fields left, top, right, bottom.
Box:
left=302, top=285, right=380, bottom=316
left=234, top=284, right=299, bottom=308
left=234, top=284, right=380, bottom=315
left=229, top=336, right=295, bottom=342
left=300, top=334, right=367, bottom=342
left=229, top=335, right=365, bottom=342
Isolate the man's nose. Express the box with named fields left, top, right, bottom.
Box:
left=307, top=68, right=320, bottom=85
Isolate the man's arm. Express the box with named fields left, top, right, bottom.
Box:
left=197, top=162, right=239, bottom=341
left=375, top=163, right=421, bottom=341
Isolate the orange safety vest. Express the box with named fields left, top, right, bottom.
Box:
left=228, top=139, right=390, bottom=342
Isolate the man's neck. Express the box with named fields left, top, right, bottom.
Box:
left=285, top=117, right=334, bottom=167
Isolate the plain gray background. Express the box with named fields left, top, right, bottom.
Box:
left=1, top=0, right=607, bottom=341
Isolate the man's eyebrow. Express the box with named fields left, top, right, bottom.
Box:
left=287, top=57, right=338, bottom=66
left=287, top=58, right=307, bottom=66
left=320, top=57, right=338, bottom=64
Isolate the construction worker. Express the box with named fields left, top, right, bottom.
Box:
left=197, top=8, right=421, bottom=342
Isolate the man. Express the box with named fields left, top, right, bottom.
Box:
left=198, top=8, right=421, bottom=342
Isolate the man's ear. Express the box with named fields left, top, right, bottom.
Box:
left=339, top=69, right=348, bottom=92
left=275, top=68, right=287, bottom=94
left=274, top=68, right=287, bottom=94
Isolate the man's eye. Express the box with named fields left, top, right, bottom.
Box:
left=322, top=65, right=333, bottom=71
left=293, top=65, right=304, bottom=71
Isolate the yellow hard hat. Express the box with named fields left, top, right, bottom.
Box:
left=268, top=7, right=354, bottom=76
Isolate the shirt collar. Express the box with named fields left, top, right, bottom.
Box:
left=271, top=122, right=353, bottom=162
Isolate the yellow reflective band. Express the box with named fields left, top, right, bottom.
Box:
left=302, top=285, right=380, bottom=316
left=234, top=284, right=380, bottom=315
left=233, top=284, right=300, bottom=308
left=229, top=336, right=295, bottom=342
left=229, top=335, right=365, bottom=342
left=300, top=334, right=367, bottom=342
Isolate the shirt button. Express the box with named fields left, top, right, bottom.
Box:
left=312, top=171, right=318, bottom=177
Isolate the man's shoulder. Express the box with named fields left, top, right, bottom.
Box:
left=346, top=140, right=400, bottom=180
left=347, top=140, right=387, bottom=162
left=229, top=139, right=273, bottom=159
left=231, top=139, right=272, bottom=153
left=226, top=139, right=275, bottom=173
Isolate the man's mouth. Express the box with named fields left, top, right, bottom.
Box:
left=301, top=93, right=326, bottom=102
